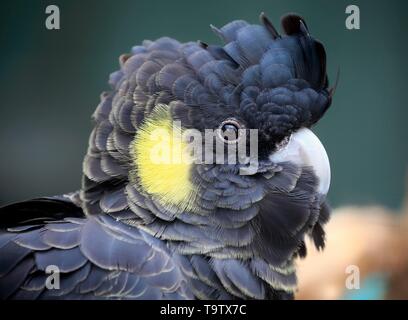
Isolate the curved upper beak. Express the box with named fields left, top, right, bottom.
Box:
left=269, top=128, right=331, bottom=195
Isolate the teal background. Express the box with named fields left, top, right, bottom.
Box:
left=343, top=274, right=388, bottom=300
left=0, top=0, right=407, bottom=210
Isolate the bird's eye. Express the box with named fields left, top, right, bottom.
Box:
left=218, top=119, right=243, bottom=144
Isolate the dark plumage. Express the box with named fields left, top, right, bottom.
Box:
left=0, top=13, right=333, bottom=299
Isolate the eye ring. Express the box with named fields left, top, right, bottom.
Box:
left=217, top=118, right=244, bottom=144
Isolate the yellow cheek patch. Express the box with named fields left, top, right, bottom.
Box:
left=130, top=105, right=196, bottom=212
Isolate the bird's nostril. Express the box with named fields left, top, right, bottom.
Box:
left=275, top=135, right=291, bottom=150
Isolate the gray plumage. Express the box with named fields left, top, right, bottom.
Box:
left=0, top=13, right=333, bottom=300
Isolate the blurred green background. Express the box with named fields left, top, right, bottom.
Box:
left=0, top=0, right=407, bottom=210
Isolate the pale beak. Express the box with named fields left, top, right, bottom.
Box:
left=269, top=128, right=331, bottom=195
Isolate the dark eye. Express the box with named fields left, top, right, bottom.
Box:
left=218, top=119, right=243, bottom=144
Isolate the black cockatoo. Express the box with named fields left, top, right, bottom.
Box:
left=0, top=13, right=333, bottom=299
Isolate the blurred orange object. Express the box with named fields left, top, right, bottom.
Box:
left=296, top=178, right=408, bottom=300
